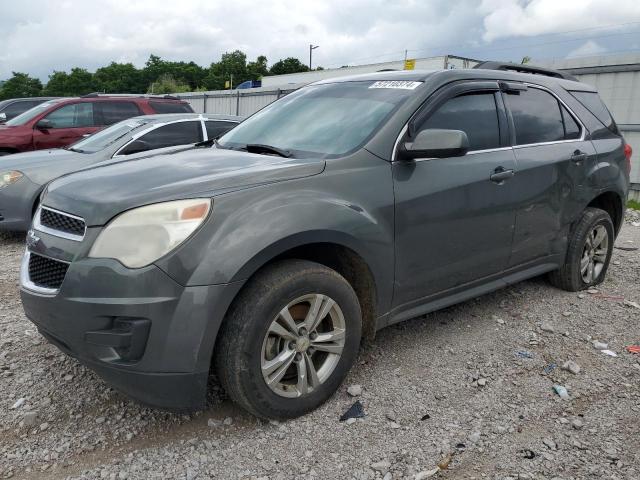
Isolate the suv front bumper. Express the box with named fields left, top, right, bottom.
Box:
left=20, top=252, right=242, bottom=411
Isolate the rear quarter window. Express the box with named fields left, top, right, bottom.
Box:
left=569, top=91, right=618, bottom=133
left=148, top=101, right=194, bottom=114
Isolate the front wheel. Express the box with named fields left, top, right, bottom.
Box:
left=548, top=207, right=614, bottom=291
left=215, top=259, right=362, bottom=419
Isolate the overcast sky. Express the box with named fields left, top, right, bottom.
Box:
left=2, top=0, right=640, bottom=81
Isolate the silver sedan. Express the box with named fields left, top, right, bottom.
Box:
left=0, top=113, right=241, bottom=231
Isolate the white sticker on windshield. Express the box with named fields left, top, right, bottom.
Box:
left=369, top=81, right=422, bottom=90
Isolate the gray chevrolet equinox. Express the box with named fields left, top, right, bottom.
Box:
left=20, top=63, right=631, bottom=419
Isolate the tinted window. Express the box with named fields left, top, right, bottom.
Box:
left=98, top=101, right=141, bottom=125
left=569, top=91, right=616, bottom=132
left=148, top=101, right=194, bottom=114
left=205, top=120, right=236, bottom=139
left=3, top=102, right=32, bottom=119
left=44, top=103, right=95, bottom=128
left=418, top=93, right=500, bottom=151
left=5, top=99, right=64, bottom=126
left=506, top=88, right=565, bottom=145
left=120, top=121, right=203, bottom=155
left=561, top=105, right=581, bottom=140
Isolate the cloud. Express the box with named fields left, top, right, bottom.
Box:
left=566, top=40, right=608, bottom=58
left=479, top=0, right=640, bottom=41
left=0, top=0, right=639, bottom=82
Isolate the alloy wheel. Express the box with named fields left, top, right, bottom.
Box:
left=580, top=224, right=609, bottom=283
left=261, top=294, right=346, bottom=398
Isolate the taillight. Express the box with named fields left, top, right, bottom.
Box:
left=624, top=143, right=632, bottom=175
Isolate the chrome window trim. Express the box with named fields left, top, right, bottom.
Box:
left=508, top=83, right=587, bottom=147
left=34, top=206, right=86, bottom=242
left=391, top=81, right=588, bottom=162
left=20, top=249, right=69, bottom=296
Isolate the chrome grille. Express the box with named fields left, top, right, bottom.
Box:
left=27, top=253, right=69, bottom=290
left=37, top=207, right=86, bottom=240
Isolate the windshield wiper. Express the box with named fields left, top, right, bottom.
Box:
left=245, top=144, right=291, bottom=158
left=66, top=147, right=85, bottom=153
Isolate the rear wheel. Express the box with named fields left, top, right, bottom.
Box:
left=215, top=259, right=362, bottom=419
left=548, top=207, right=614, bottom=291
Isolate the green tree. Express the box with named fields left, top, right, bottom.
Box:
left=148, top=74, right=191, bottom=94
left=43, top=71, right=69, bottom=96
left=94, top=62, right=145, bottom=93
left=0, top=72, right=43, bottom=100
left=268, top=57, right=310, bottom=76
left=65, top=68, right=95, bottom=95
left=247, top=55, right=269, bottom=79
left=204, top=50, right=251, bottom=90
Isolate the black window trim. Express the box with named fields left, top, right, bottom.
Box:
left=393, top=80, right=510, bottom=162
left=112, top=118, right=203, bottom=157
left=503, top=83, right=587, bottom=149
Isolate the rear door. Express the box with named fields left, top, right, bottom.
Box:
left=32, top=102, right=101, bottom=149
left=392, top=81, right=518, bottom=310
left=96, top=101, right=142, bottom=126
left=502, top=84, right=596, bottom=266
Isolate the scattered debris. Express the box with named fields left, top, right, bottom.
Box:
left=543, top=363, right=557, bottom=375
left=515, top=350, right=534, bottom=359
left=339, top=401, right=365, bottom=422
left=477, top=377, right=487, bottom=387
left=542, top=437, right=557, bottom=450
left=626, top=345, right=640, bottom=354
left=553, top=385, right=570, bottom=400
left=414, top=467, right=440, bottom=479
left=587, top=288, right=599, bottom=294
left=10, top=398, right=25, bottom=409
left=623, top=300, right=640, bottom=309
left=207, top=418, right=222, bottom=428
left=572, top=418, right=584, bottom=430
left=562, top=311, right=572, bottom=317
left=614, top=246, right=638, bottom=251
left=437, top=452, right=453, bottom=470
left=562, top=360, right=581, bottom=375
left=347, top=384, right=363, bottom=397
left=420, top=413, right=431, bottom=421
left=540, top=321, right=555, bottom=333
left=601, top=349, right=618, bottom=357
left=522, top=449, right=536, bottom=459
left=592, top=340, right=608, bottom=350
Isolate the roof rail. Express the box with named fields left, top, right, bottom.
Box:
left=80, top=93, right=184, bottom=100
left=473, top=61, right=578, bottom=82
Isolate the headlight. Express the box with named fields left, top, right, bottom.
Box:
left=89, top=198, right=211, bottom=268
left=0, top=171, right=24, bottom=189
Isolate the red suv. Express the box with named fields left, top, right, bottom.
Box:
left=0, top=94, right=194, bottom=156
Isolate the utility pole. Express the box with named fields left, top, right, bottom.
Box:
left=309, top=44, right=319, bottom=70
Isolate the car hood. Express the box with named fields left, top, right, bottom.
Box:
left=0, top=148, right=97, bottom=185
left=43, top=147, right=326, bottom=226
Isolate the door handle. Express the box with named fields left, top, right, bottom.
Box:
left=490, top=167, right=515, bottom=183
left=571, top=150, right=587, bottom=163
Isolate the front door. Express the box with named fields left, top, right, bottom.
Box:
left=392, top=82, right=518, bottom=311
left=33, top=102, right=100, bottom=149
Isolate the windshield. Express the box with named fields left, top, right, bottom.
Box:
left=5, top=99, right=65, bottom=126
left=68, top=118, right=150, bottom=153
left=217, top=80, right=419, bottom=158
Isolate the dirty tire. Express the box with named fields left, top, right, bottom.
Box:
left=548, top=207, right=614, bottom=292
left=215, top=259, right=362, bottom=419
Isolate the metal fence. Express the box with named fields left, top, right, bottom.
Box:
left=177, top=84, right=304, bottom=117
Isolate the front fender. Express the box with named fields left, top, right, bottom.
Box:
left=154, top=154, right=395, bottom=315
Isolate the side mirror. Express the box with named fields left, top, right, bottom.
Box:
left=36, top=119, right=53, bottom=130
left=399, top=129, right=469, bottom=160
left=0, top=112, right=6, bottom=123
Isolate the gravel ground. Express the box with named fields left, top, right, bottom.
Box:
left=1, top=212, right=639, bottom=480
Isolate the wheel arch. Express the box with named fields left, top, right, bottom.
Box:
left=228, top=232, right=381, bottom=340
left=587, top=190, right=624, bottom=235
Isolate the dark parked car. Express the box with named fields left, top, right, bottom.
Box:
left=0, top=97, right=59, bottom=123
left=0, top=113, right=241, bottom=231
left=0, top=94, right=194, bottom=155
left=20, top=64, right=630, bottom=419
